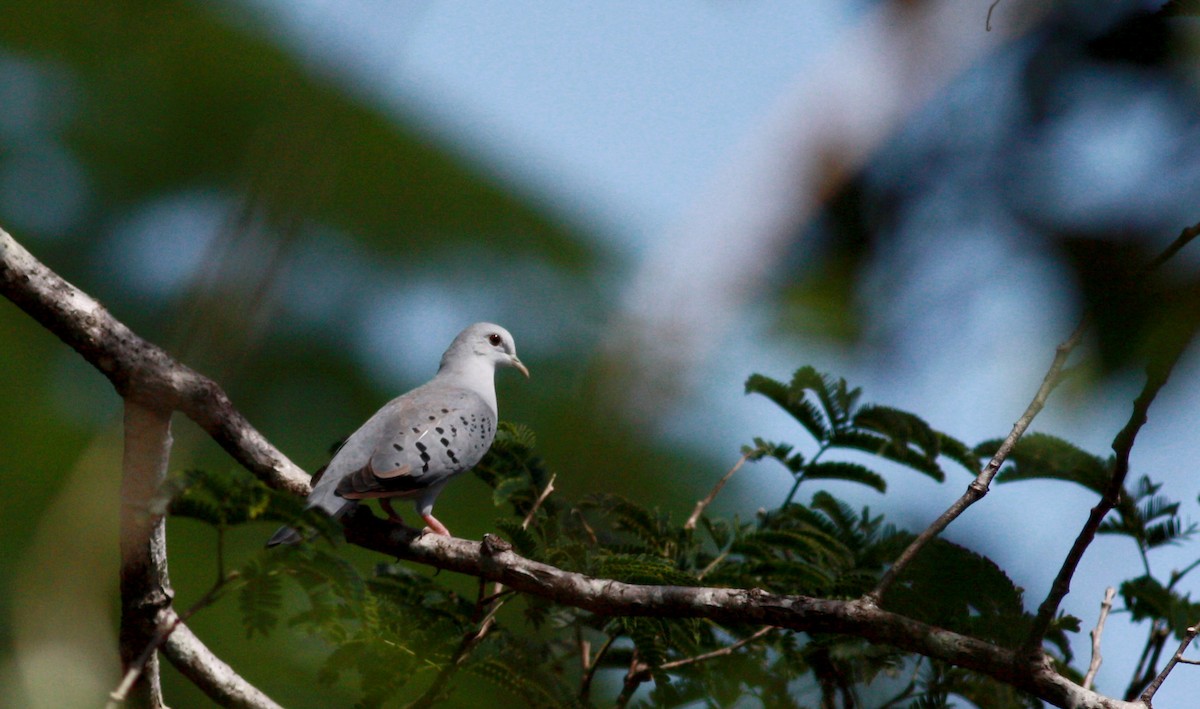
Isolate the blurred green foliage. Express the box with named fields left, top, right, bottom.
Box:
left=5, top=1, right=1200, bottom=707
left=0, top=2, right=702, bottom=706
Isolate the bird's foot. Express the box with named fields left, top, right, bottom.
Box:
left=422, top=513, right=452, bottom=537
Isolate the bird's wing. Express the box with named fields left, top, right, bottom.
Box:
left=335, top=386, right=496, bottom=500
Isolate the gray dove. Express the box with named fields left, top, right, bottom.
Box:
left=267, top=322, right=528, bottom=546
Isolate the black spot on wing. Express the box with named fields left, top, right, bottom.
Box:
left=415, top=441, right=431, bottom=472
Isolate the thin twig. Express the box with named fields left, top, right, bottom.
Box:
left=869, top=221, right=1200, bottom=610
left=579, top=634, right=617, bottom=702
left=574, top=508, right=599, bottom=545
left=1139, top=624, right=1200, bottom=704
left=685, top=449, right=758, bottom=531
left=986, top=0, right=1001, bottom=31
left=522, top=473, right=557, bottom=530
left=615, top=625, right=777, bottom=706
left=865, top=318, right=1087, bottom=605
left=697, top=548, right=731, bottom=581
left=1024, top=322, right=1192, bottom=656
left=1083, top=587, right=1117, bottom=690
left=660, top=626, right=774, bottom=672
left=1126, top=622, right=1172, bottom=700
left=407, top=577, right=509, bottom=709
left=411, top=474, right=556, bottom=707
left=616, top=648, right=646, bottom=708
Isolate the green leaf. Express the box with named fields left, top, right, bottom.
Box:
left=803, top=461, right=886, bottom=493
left=237, top=560, right=283, bottom=638
left=746, top=372, right=830, bottom=443
left=936, top=432, right=980, bottom=473
left=496, top=518, right=541, bottom=557
left=829, top=430, right=945, bottom=482
left=978, top=433, right=1110, bottom=493
left=853, top=405, right=941, bottom=458
left=882, top=537, right=1032, bottom=651
left=590, top=553, right=697, bottom=587
left=492, top=475, right=532, bottom=508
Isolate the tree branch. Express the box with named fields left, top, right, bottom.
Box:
left=1024, top=317, right=1193, bottom=656
left=684, top=449, right=757, bottom=531
left=1083, top=587, right=1117, bottom=691
left=116, top=401, right=174, bottom=709
left=869, top=221, right=1200, bottom=610
left=866, top=317, right=1086, bottom=605
left=342, top=511, right=1141, bottom=709
left=1139, top=625, right=1200, bottom=705
left=159, top=608, right=285, bottom=709
left=1, top=228, right=300, bottom=707
left=0, top=228, right=311, bottom=497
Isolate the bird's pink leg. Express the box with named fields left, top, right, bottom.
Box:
left=422, top=513, right=451, bottom=536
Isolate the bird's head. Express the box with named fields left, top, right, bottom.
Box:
left=442, top=322, right=530, bottom=378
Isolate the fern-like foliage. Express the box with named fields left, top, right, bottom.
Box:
left=747, top=367, right=975, bottom=505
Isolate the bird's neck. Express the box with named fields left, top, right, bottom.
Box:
left=434, top=359, right=498, bottom=414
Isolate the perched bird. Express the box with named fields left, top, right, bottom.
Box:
left=268, top=322, right=529, bottom=546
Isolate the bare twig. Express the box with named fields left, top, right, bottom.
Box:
left=574, top=508, right=599, bottom=545
left=1126, top=623, right=1172, bottom=701
left=109, top=567, right=237, bottom=707
left=409, top=476, right=556, bottom=707
left=1141, top=220, right=1200, bottom=274
left=986, top=0, right=1002, bottom=31
left=1025, top=322, right=1192, bottom=656
left=697, top=548, right=731, bottom=581
left=1139, top=625, right=1200, bottom=704
left=521, top=473, right=557, bottom=530
left=866, top=318, right=1087, bottom=605
left=408, top=542, right=513, bottom=709
left=1083, top=587, right=1117, bottom=690
left=685, top=449, right=757, bottom=531
left=870, top=221, right=1200, bottom=610
left=661, top=626, right=774, bottom=672
left=579, top=634, right=616, bottom=702
left=617, top=625, right=776, bottom=700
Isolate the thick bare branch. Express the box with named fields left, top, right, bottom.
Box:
left=0, top=228, right=310, bottom=497
left=342, top=511, right=1140, bottom=709
left=159, top=609, right=285, bottom=709
left=116, top=401, right=174, bottom=709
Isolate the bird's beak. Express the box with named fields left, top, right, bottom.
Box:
left=510, top=356, right=530, bottom=378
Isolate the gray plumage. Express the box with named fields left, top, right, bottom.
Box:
left=268, top=322, right=528, bottom=546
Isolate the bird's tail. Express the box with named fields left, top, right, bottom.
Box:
left=265, top=482, right=355, bottom=547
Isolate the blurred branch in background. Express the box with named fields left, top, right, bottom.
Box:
left=608, top=0, right=1051, bottom=422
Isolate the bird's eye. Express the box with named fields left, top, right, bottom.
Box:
left=488, top=333, right=503, bottom=347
